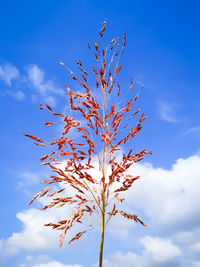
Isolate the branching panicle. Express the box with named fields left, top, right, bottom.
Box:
left=23, top=20, right=151, bottom=266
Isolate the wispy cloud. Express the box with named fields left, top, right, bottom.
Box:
left=16, top=169, right=50, bottom=197
left=0, top=63, right=19, bottom=86
left=0, top=62, right=65, bottom=105
left=6, top=90, right=25, bottom=100
left=184, top=126, right=200, bottom=136
left=0, top=62, right=25, bottom=101
left=157, top=100, right=180, bottom=123
left=16, top=171, right=41, bottom=189
left=27, top=64, right=64, bottom=107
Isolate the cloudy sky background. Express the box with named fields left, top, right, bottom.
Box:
left=1, top=0, right=200, bottom=266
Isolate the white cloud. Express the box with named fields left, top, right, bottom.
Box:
left=184, top=126, right=200, bottom=136
left=5, top=90, right=25, bottom=100
left=141, top=236, right=181, bottom=263
left=5, top=208, right=63, bottom=251
left=19, top=154, right=200, bottom=240
left=31, top=262, right=83, bottom=267
left=21, top=260, right=82, bottom=267
left=0, top=202, right=87, bottom=265
left=27, top=64, right=64, bottom=106
left=190, top=242, right=200, bottom=253
left=98, top=153, right=200, bottom=266
left=19, top=254, right=83, bottom=267
left=122, top=154, right=200, bottom=232
left=31, top=94, right=56, bottom=107
left=93, top=242, right=180, bottom=267
left=157, top=100, right=180, bottom=123
left=0, top=238, right=19, bottom=266
left=174, top=230, right=196, bottom=244
left=0, top=62, right=26, bottom=101
left=16, top=170, right=42, bottom=195
left=94, top=236, right=181, bottom=267
left=0, top=63, right=65, bottom=105
left=0, top=191, right=85, bottom=259
left=0, top=63, right=19, bottom=85
left=19, top=171, right=41, bottom=184
left=94, top=251, right=140, bottom=267
left=27, top=65, right=45, bottom=91
left=44, top=95, right=57, bottom=107
left=3, top=198, right=84, bottom=254
left=192, top=262, right=200, bottom=267
left=2, top=153, right=200, bottom=266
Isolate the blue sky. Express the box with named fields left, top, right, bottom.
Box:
left=1, top=0, right=200, bottom=266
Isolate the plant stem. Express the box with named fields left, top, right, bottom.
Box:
left=99, top=208, right=105, bottom=267
left=99, top=84, right=106, bottom=267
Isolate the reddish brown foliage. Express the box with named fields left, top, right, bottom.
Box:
left=23, top=19, right=151, bottom=248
